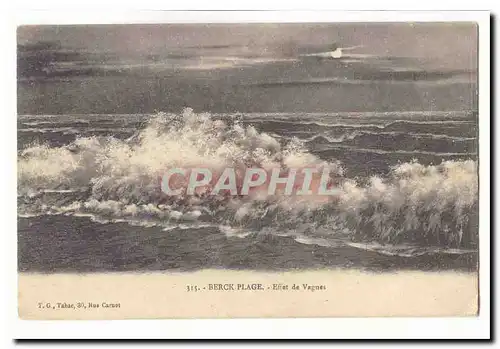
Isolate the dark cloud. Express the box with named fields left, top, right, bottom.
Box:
left=17, top=23, right=477, bottom=68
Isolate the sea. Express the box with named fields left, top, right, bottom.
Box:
left=17, top=54, right=479, bottom=273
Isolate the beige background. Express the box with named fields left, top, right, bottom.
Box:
left=19, top=270, right=478, bottom=319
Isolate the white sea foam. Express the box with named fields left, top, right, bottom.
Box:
left=18, top=108, right=478, bottom=248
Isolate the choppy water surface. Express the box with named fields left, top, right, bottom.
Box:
left=17, top=108, right=478, bottom=272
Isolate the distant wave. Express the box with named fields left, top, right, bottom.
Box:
left=19, top=127, right=80, bottom=134
left=300, top=131, right=476, bottom=156
left=18, top=114, right=147, bottom=119
left=18, top=108, right=478, bottom=251
left=247, top=118, right=474, bottom=128
left=19, top=127, right=136, bottom=135
left=18, top=110, right=476, bottom=121
left=313, top=144, right=475, bottom=157
left=284, top=130, right=475, bottom=143
left=344, top=242, right=476, bottom=257
left=21, top=119, right=91, bottom=126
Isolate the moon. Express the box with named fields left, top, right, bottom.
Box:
left=330, top=48, right=343, bottom=59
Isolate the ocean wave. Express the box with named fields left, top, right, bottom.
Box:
left=19, top=127, right=136, bottom=135
left=19, top=127, right=80, bottom=134
left=240, top=110, right=475, bottom=119
left=247, top=119, right=475, bottom=137
left=299, top=131, right=475, bottom=143
left=344, top=241, right=476, bottom=257
left=18, top=110, right=475, bottom=122
left=21, top=120, right=90, bottom=126
left=380, top=132, right=475, bottom=141
left=312, top=144, right=475, bottom=157
left=18, top=108, right=478, bottom=250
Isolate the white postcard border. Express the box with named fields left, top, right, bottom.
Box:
left=3, top=9, right=491, bottom=340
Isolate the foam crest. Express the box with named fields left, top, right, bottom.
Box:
left=18, top=109, right=478, bottom=248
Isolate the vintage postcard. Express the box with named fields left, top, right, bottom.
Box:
left=15, top=12, right=488, bottom=332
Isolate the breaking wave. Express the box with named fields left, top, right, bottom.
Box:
left=18, top=108, right=478, bottom=251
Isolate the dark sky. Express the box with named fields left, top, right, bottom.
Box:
left=17, top=23, right=478, bottom=114
left=18, top=23, right=477, bottom=69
